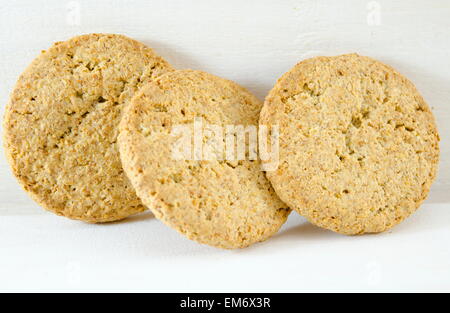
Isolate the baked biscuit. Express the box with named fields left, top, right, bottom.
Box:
left=260, top=54, right=440, bottom=235
left=3, top=34, right=173, bottom=222
left=119, top=70, right=290, bottom=249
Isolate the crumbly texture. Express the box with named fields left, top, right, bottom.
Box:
left=3, top=33, right=173, bottom=222
left=260, top=53, right=440, bottom=235
left=119, top=70, right=290, bottom=249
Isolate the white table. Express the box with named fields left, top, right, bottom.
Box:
left=1, top=0, right=449, bottom=292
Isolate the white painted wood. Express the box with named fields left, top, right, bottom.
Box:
left=1, top=205, right=450, bottom=292
left=0, top=0, right=449, bottom=292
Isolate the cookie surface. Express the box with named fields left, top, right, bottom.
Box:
left=119, top=70, right=290, bottom=249
left=3, top=33, right=173, bottom=222
left=260, top=54, right=440, bottom=235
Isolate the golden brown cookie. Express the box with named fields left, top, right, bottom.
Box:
left=118, top=70, right=290, bottom=249
left=260, top=53, right=440, bottom=235
left=3, top=34, right=173, bottom=222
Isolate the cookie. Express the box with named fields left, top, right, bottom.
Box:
left=260, top=53, right=440, bottom=235
left=118, top=70, right=290, bottom=249
left=3, top=34, right=173, bottom=222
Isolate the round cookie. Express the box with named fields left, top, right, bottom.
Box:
left=118, top=70, right=290, bottom=249
left=260, top=53, right=440, bottom=235
left=3, top=34, right=173, bottom=222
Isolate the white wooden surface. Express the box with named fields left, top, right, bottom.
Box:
left=0, top=0, right=449, bottom=292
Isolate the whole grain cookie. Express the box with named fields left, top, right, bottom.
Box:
left=3, top=34, right=173, bottom=222
left=119, top=70, right=290, bottom=249
left=260, top=53, right=440, bottom=235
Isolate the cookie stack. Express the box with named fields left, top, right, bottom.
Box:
left=3, top=34, right=440, bottom=249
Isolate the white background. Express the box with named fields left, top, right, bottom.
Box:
left=0, top=0, right=449, bottom=292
